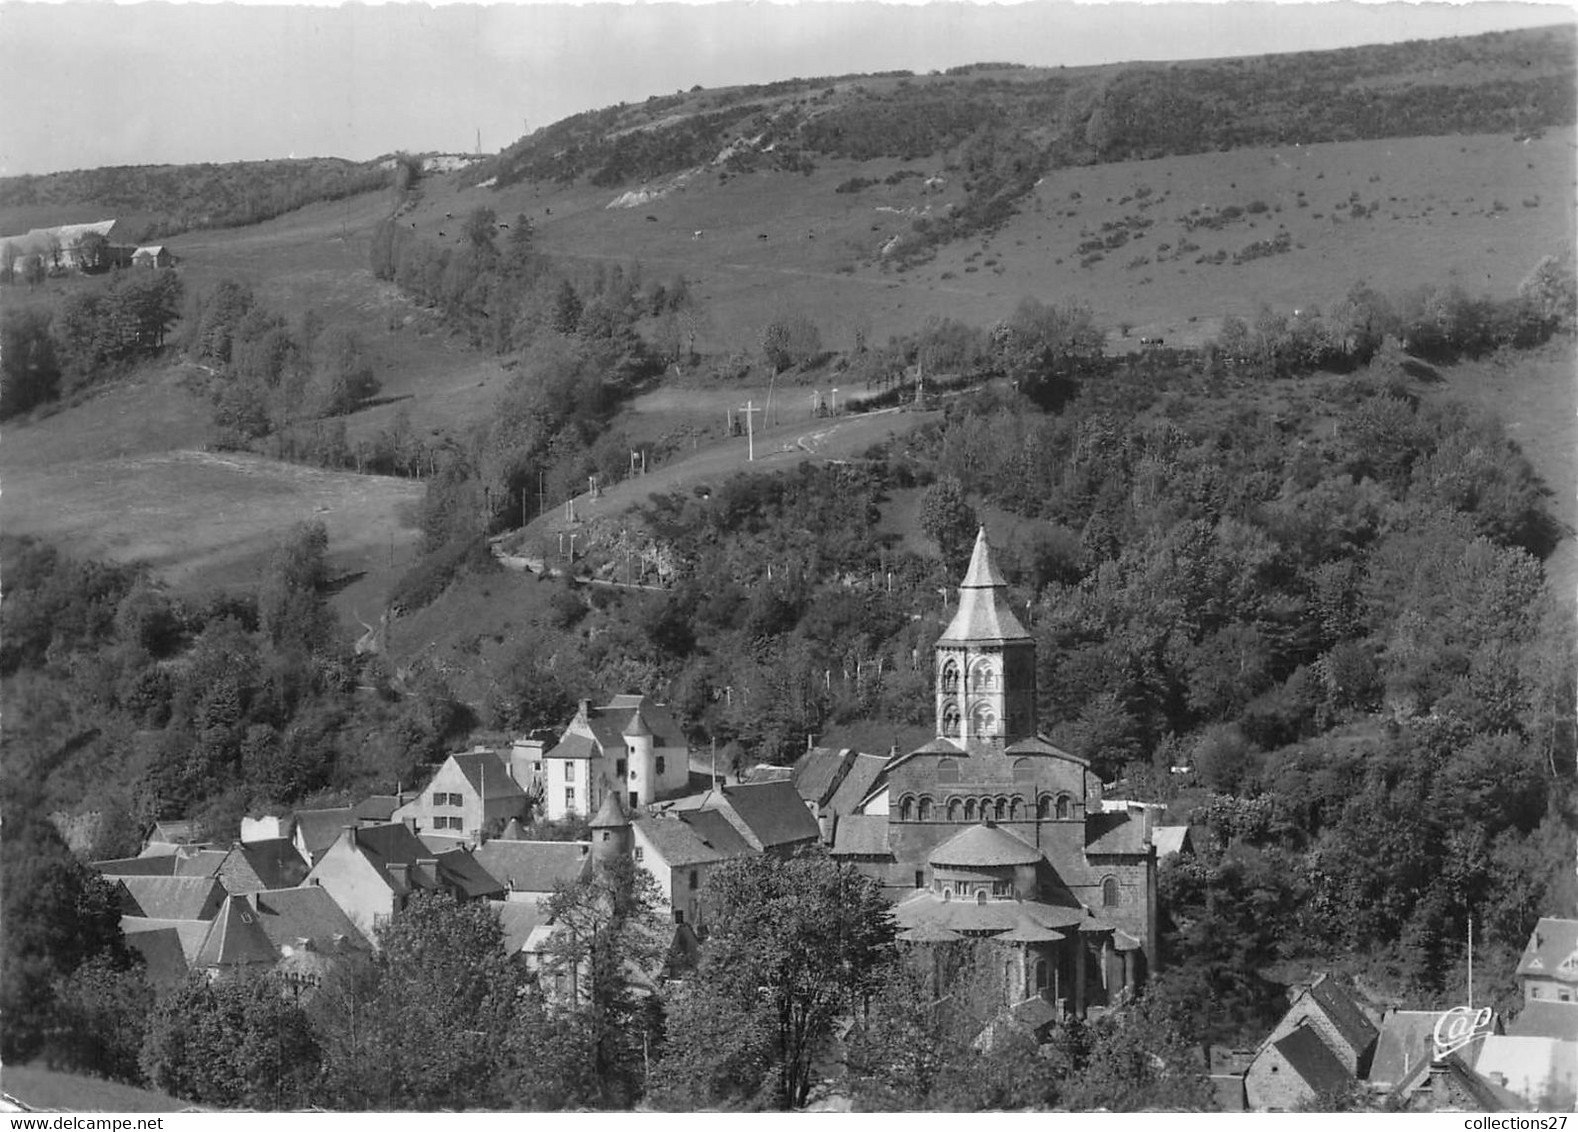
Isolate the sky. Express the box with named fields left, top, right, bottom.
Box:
left=0, top=1, right=1573, bottom=176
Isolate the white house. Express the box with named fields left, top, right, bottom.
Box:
left=542, top=696, right=689, bottom=820
left=393, top=749, right=530, bottom=840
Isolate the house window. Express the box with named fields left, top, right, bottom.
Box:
left=656, top=756, right=666, bottom=775
left=1562, top=991, right=1573, bottom=1003
left=900, top=796, right=915, bottom=822
left=1037, top=795, right=1052, bottom=820
left=564, top=762, right=574, bottom=780
left=976, top=890, right=987, bottom=905
left=634, top=847, right=644, bottom=862
left=937, top=758, right=960, bottom=783
left=674, top=909, right=684, bottom=925
left=601, top=830, right=611, bottom=841
left=689, top=870, right=699, bottom=890
left=942, top=704, right=961, bottom=737
left=1012, top=758, right=1034, bottom=782
left=915, top=870, right=925, bottom=889
left=565, top=787, right=576, bottom=808
left=917, top=797, right=933, bottom=821
left=1056, top=794, right=1072, bottom=820
left=616, top=758, right=627, bottom=778
left=1102, top=877, right=1121, bottom=907
left=946, top=798, right=962, bottom=821
left=1009, top=797, right=1023, bottom=821
left=964, top=798, right=977, bottom=822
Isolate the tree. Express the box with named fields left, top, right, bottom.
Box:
left=73, top=231, right=110, bottom=273
left=920, top=475, right=977, bottom=577
left=257, top=520, right=335, bottom=656
left=761, top=314, right=823, bottom=374
left=538, top=854, right=669, bottom=1107
left=45, top=955, right=155, bottom=1083
left=140, top=973, right=321, bottom=1108
left=1, top=306, right=61, bottom=418
left=1061, top=984, right=1216, bottom=1111
left=655, top=853, right=895, bottom=1109
left=310, top=326, right=378, bottom=416
left=992, top=298, right=1105, bottom=406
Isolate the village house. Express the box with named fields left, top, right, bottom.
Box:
left=302, top=822, right=504, bottom=940
left=472, top=838, right=592, bottom=902
left=392, top=749, right=529, bottom=840
left=1517, top=916, right=1578, bottom=1004
left=542, top=695, right=689, bottom=820
left=1242, top=974, right=1377, bottom=1110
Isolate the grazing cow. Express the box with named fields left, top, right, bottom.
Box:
left=499, top=223, right=509, bottom=229
left=645, top=215, right=658, bottom=222
left=445, top=212, right=453, bottom=219
left=545, top=207, right=552, bottom=215
left=757, top=233, right=768, bottom=241
left=438, top=231, right=446, bottom=237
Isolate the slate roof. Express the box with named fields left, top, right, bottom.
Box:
left=1152, top=825, right=1192, bottom=857
left=545, top=731, right=598, bottom=761
left=1307, top=974, right=1378, bottom=1057
left=294, top=807, right=355, bottom=859
left=353, top=794, right=406, bottom=822
left=116, top=875, right=226, bottom=920
left=893, top=889, right=1088, bottom=937
left=121, top=926, right=194, bottom=983
left=1085, top=810, right=1148, bottom=855
left=452, top=752, right=526, bottom=801
left=719, top=781, right=820, bottom=850
left=827, top=754, right=888, bottom=817
left=1035, top=822, right=1098, bottom=888
left=831, top=814, right=892, bottom=858
left=432, top=848, right=508, bottom=899
left=635, top=812, right=751, bottom=868
left=1273, top=1025, right=1354, bottom=1095
left=223, top=839, right=309, bottom=893
left=1003, top=735, right=1088, bottom=762
left=790, top=747, right=848, bottom=806
left=94, top=856, right=178, bottom=877
left=1394, top=1052, right=1534, bottom=1112
left=1370, top=1011, right=1446, bottom=1087
left=1507, top=1000, right=1578, bottom=1041
left=474, top=840, right=592, bottom=894
left=192, top=895, right=278, bottom=970
left=248, top=887, right=367, bottom=954
left=491, top=900, right=551, bottom=954
left=929, top=823, right=1041, bottom=868
left=938, top=530, right=1030, bottom=645
left=590, top=791, right=630, bottom=830
left=1518, top=917, right=1578, bottom=985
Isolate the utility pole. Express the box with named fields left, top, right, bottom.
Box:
left=739, top=400, right=763, bottom=461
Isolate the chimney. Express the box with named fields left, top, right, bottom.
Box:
left=388, top=862, right=409, bottom=888
left=577, top=698, right=591, bottom=721
left=341, top=824, right=358, bottom=849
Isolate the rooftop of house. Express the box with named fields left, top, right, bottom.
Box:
left=1271, top=1024, right=1354, bottom=1096
left=223, top=839, right=309, bottom=893
left=827, top=752, right=888, bottom=816
left=293, top=807, right=356, bottom=859
left=635, top=810, right=752, bottom=868
left=1306, top=973, right=1379, bottom=1056
left=450, top=751, right=526, bottom=801
left=120, top=924, right=199, bottom=983
left=248, top=886, right=368, bottom=954
left=473, top=840, right=592, bottom=894
left=1369, top=1010, right=1449, bottom=1087
left=192, top=895, right=278, bottom=970
left=831, top=813, right=892, bottom=858
left=1518, top=916, right=1578, bottom=984
left=1084, top=810, right=1149, bottom=856
left=789, top=747, right=849, bottom=806
left=491, top=900, right=551, bottom=954
left=1152, top=825, right=1192, bottom=857
left=115, top=875, right=227, bottom=921
left=1507, top=1000, right=1578, bottom=1041
left=717, top=781, right=820, bottom=851
left=352, top=794, right=407, bottom=822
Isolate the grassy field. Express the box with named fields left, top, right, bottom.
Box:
left=0, top=1065, right=199, bottom=1112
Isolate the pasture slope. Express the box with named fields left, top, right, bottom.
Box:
left=1, top=111, right=1572, bottom=632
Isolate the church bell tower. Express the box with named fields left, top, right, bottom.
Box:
left=934, top=528, right=1037, bottom=745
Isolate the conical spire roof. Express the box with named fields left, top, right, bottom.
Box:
left=622, top=708, right=654, bottom=739
left=938, top=528, right=1030, bottom=644
left=194, top=894, right=277, bottom=970
left=590, top=790, right=631, bottom=829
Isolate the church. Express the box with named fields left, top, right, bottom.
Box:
left=826, top=528, right=1158, bottom=1017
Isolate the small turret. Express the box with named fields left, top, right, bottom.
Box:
left=589, top=790, right=632, bottom=868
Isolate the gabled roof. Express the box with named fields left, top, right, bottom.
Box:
left=635, top=811, right=751, bottom=868
left=1085, top=810, right=1149, bottom=856
left=790, top=747, right=849, bottom=806
left=929, top=823, right=1041, bottom=868
left=249, top=887, right=367, bottom=953
left=938, top=529, right=1030, bottom=645
left=433, top=847, right=508, bottom=899
left=1393, top=1051, right=1533, bottom=1112
left=93, top=855, right=178, bottom=877
left=491, top=900, right=551, bottom=954
left=353, top=794, right=406, bottom=822
left=172, top=849, right=229, bottom=877
left=451, top=751, right=526, bottom=801
left=223, top=839, right=309, bottom=893
left=1272, top=1025, right=1354, bottom=1095
left=474, top=840, right=592, bottom=894
left=545, top=731, right=598, bottom=761
left=1306, top=974, right=1379, bottom=1057
left=1152, top=825, right=1192, bottom=857
left=828, top=753, right=888, bottom=817
left=116, top=875, right=226, bottom=920
left=1507, top=1000, right=1578, bottom=1041
left=121, top=926, right=193, bottom=983
left=1370, top=1010, right=1446, bottom=1087
left=193, top=895, right=278, bottom=970
left=1518, top=917, right=1578, bottom=984
left=293, top=807, right=355, bottom=859
left=719, top=781, right=820, bottom=851
left=831, top=814, right=892, bottom=858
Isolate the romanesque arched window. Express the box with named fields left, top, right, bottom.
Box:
left=1102, top=877, right=1121, bottom=907
left=937, top=758, right=960, bottom=783
left=1037, top=794, right=1053, bottom=820
left=964, top=798, right=978, bottom=822
left=1056, top=794, right=1072, bottom=820
left=900, top=795, right=915, bottom=822
left=1012, top=758, right=1035, bottom=782
left=976, top=889, right=988, bottom=905
left=972, top=703, right=998, bottom=738
left=917, top=796, right=933, bottom=821
left=946, top=797, right=963, bottom=822
left=942, top=703, right=961, bottom=737
left=941, top=659, right=960, bottom=692
left=993, top=797, right=1008, bottom=822
left=1009, top=797, right=1023, bottom=821
left=1035, top=959, right=1050, bottom=992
